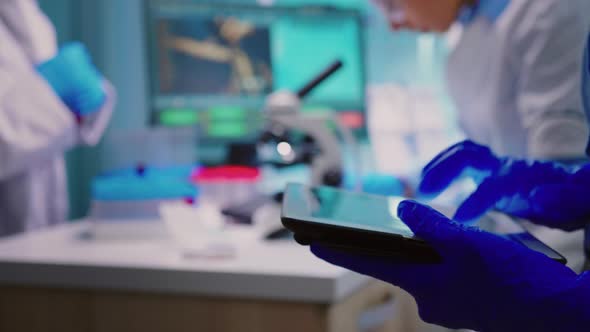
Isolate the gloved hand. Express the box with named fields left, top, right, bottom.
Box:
left=37, top=42, right=106, bottom=117
left=312, top=201, right=590, bottom=332
left=418, top=140, right=590, bottom=231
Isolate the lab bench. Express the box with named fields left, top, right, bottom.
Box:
left=0, top=222, right=426, bottom=332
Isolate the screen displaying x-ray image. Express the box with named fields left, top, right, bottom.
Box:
left=146, top=2, right=367, bottom=118
left=157, top=17, right=273, bottom=96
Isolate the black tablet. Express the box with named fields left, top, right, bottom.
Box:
left=281, top=183, right=567, bottom=264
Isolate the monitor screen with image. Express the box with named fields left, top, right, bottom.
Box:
left=145, top=1, right=367, bottom=134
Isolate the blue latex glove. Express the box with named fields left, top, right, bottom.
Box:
left=37, top=42, right=106, bottom=116
left=418, top=140, right=590, bottom=231
left=312, top=201, right=590, bottom=331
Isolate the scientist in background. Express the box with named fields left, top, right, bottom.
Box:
left=0, top=0, right=115, bottom=236
left=310, top=36, right=590, bottom=332
left=373, top=0, right=590, bottom=160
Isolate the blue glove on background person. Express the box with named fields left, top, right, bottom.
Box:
left=418, top=140, right=590, bottom=231
left=37, top=42, right=107, bottom=117
left=312, top=201, right=590, bottom=332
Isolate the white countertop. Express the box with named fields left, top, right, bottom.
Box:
left=0, top=222, right=369, bottom=303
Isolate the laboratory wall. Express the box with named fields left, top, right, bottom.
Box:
left=38, top=0, right=453, bottom=219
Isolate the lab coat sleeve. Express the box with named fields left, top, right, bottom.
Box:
left=0, top=62, right=114, bottom=180
left=78, top=80, right=116, bottom=146
left=0, top=62, right=78, bottom=180
left=512, top=1, right=590, bottom=160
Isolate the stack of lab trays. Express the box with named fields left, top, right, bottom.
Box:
left=89, top=165, right=198, bottom=240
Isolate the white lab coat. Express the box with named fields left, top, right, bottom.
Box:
left=448, top=0, right=590, bottom=272
left=0, top=0, right=114, bottom=236
left=447, top=0, right=590, bottom=160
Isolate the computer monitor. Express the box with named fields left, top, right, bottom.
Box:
left=144, top=1, right=367, bottom=134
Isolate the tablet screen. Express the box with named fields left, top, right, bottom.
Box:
left=283, top=183, right=566, bottom=264
left=285, top=183, right=415, bottom=238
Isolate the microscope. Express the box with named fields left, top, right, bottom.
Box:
left=222, top=61, right=361, bottom=229
left=258, top=60, right=360, bottom=188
